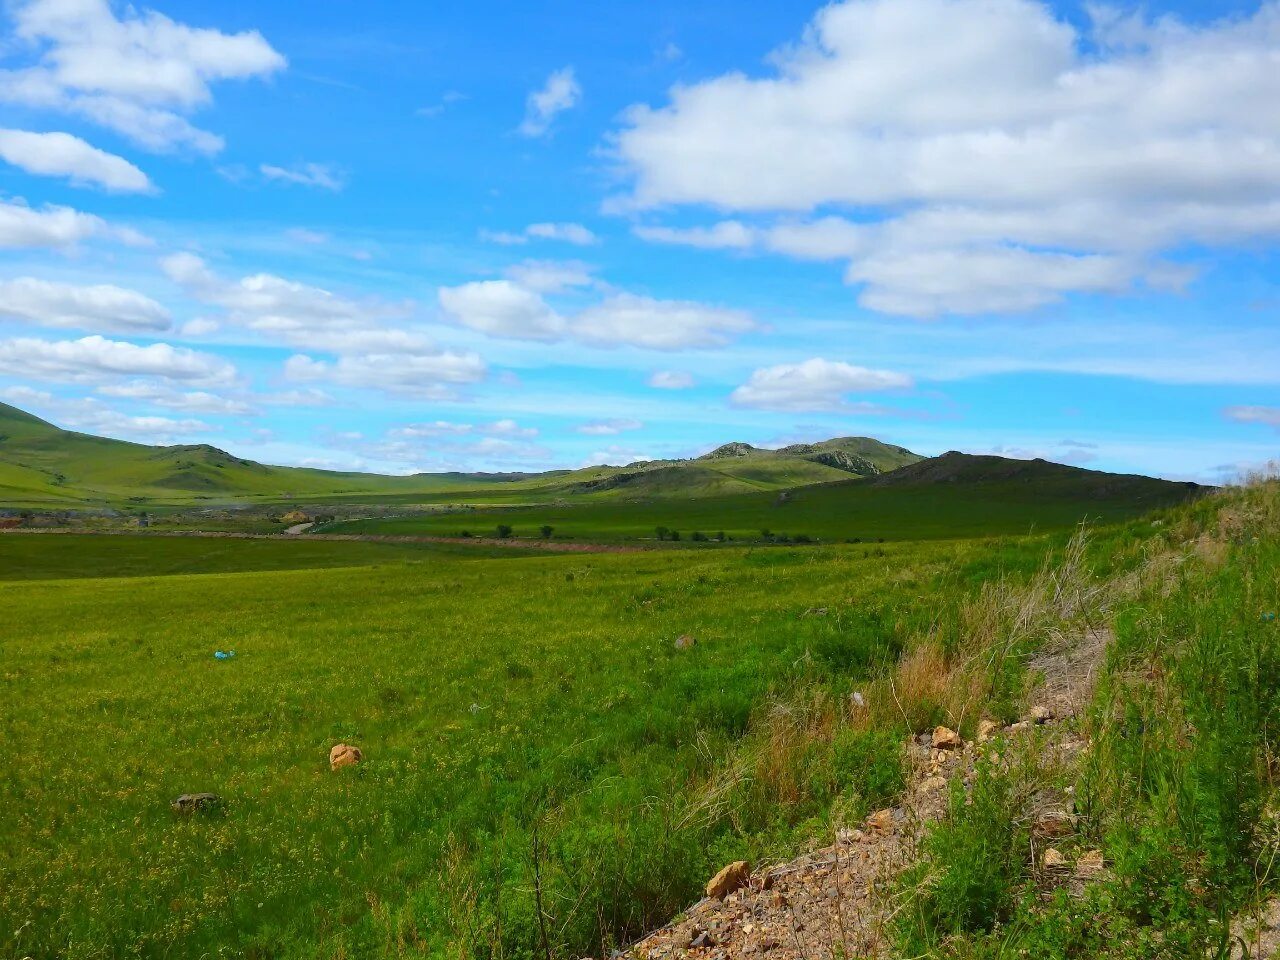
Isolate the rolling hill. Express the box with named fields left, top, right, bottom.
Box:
left=0, top=400, right=921, bottom=508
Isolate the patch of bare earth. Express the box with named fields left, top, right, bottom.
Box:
left=628, top=629, right=1112, bottom=960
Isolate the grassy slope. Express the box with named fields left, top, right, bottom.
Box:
left=0, top=401, right=920, bottom=508
left=327, top=462, right=1203, bottom=543
left=0, top=530, right=1043, bottom=959
left=0, top=534, right=545, bottom=580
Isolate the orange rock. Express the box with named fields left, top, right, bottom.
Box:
left=706, top=860, right=751, bottom=900
left=329, top=743, right=363, bottom=770
left=932, top=725, right=963, bottom=750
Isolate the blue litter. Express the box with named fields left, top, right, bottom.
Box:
left=214, top=650, right=236, bottom=660
left=1264, top=613, right=1276, bottom=622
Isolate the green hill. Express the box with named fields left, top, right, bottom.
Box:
left=0, top=401, right=923, bottom=508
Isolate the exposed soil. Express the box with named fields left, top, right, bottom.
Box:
left=628, top=630, right=1112, bottom=960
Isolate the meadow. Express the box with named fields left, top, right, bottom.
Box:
left=1, top=527, right=1054, bottom=959
left=322, top=477, right=1192, bottom=544
left=5, top=480, right=1275, bottom=960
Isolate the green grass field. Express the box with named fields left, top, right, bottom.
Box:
left=1, top=526, right=1058, bottom=959
left=322, top=476, right=1195, bottom=544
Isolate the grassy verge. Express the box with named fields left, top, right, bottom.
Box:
left=891, top=480, right=1280, bottom=958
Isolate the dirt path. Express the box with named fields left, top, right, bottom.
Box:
left=629, top=629, right=1112, bottom=960
left=0, top=527, right=644, bottom=554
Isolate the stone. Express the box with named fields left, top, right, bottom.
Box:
left=918, top=775, right=947, bottom=793
left=329, top=743, right=363, bottom=771
left=171, top=792, right=221, bottom=814
left=932, top=725, right=963, bottom=750
left=1076, top=849, right=1105, bottom=875
left=1030, top=704, right=1053, bottom=724
left=690, top=930, right=717, bottom=949
left=977, top=718, right=1001, bottom=741
left=1043, top=848, right=1068, bottom=870
left=850, top=690, right=866, bottom=709
left=866, top=808, right=895, bottom=833
left=675, top=634, right=696, bottom=650
left=706, top=861, right=751, bottom=900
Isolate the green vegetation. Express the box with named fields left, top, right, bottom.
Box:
left=324, top=465, right=1200, bottom=544
left=0, top=400, right=917, bottom=509
left=894, top=481, right=1280, bottom=958
left=2, top=515, right=1062, bottom=958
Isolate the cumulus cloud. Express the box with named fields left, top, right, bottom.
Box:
left=0, top=334, right=236, bottom=385
left=162, top=252, right=416, bottom=351
left=572, top=294, right=754, bottom=350
left=284, top=349, right=486, bottom=400
left=0, top=197, right=145, bottom=249
left=584, top=444, right=651, bottom=467
left=577, top=418, right=643, bottom=435
left=0, top=129, right=152, bottom=192
left=0, top=277, right=170, bottom=332
left=519, top=66, right=580, bottom=137
left=0, top=0, right=285, bottom=153
left=648, top=370, right=695, bottom=390
left=438, top=280, right=566, bottom=342
left=1225, top=405, right=1280, bottom=429
left=438, top=280, right=755, bottom=351
left=615, top=0, right=1280, bottom=316
left=260, top=162, right=344, bottom=191
left=482, top=222, right=599, bottom=246
left=730, top=358, right=912, bottom=411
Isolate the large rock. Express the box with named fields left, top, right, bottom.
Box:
left=706, top=860, right=751, bottom=900
left=932, top=725, right=963, bottom=750
left=171, top=792, right=222, bottom=814
left=329, top=743, right=363, bottom=771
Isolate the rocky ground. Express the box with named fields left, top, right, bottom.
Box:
left=627, top=630, right=1111, bottom=960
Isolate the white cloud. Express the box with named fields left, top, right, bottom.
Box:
left=389, top=418, right=537, bottom=439
left=526, top=222, right=598, bottom=245
left=0, top=277, right=170, bottom=332
left=519, top=66, right=580, bottom=137
left=648, top=370, right=695, bottom=390
left=284, top=349, right=486, bottom=399
left=0, top=197, right=145, bottom=249
left=0, top=334, right=236, bottom=385
left=0, top=0, right=285, bottom=153
left=615, top=0, right=1280, bottom=316
left=572, top=294, right=755, bottom=350
left=1225, top=405, right=1280, bottom=429
left=730, top=358, right=912, bottom=411
left=179, top=317, right=219, bottom=337
left=162, top=252, right=416, bottom=351
left=483, top=222, right=599, bottom=246
left=503, top=259, right=595, bottom=293
left=98, top=379, right=251, bottom=415
left=0, top=128, right=152, bottom=192
left=438, top=280, right=755, bottom=351
left=1, top=383, right=213, bottom=440
left=438, top=280, right=566, bottom=342
left=259, top=388, right=331, bottom=407
left=260, top=162, right=344, bottom=191
left=634, top=221, right=754, bottom=250
left=578, top=418, right=643, bottom=435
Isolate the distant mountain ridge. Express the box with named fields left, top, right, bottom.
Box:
left=0, top=399, right=1203, bottom=510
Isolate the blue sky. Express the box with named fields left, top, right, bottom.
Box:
left=0, top=0, right=1277, bottom=481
